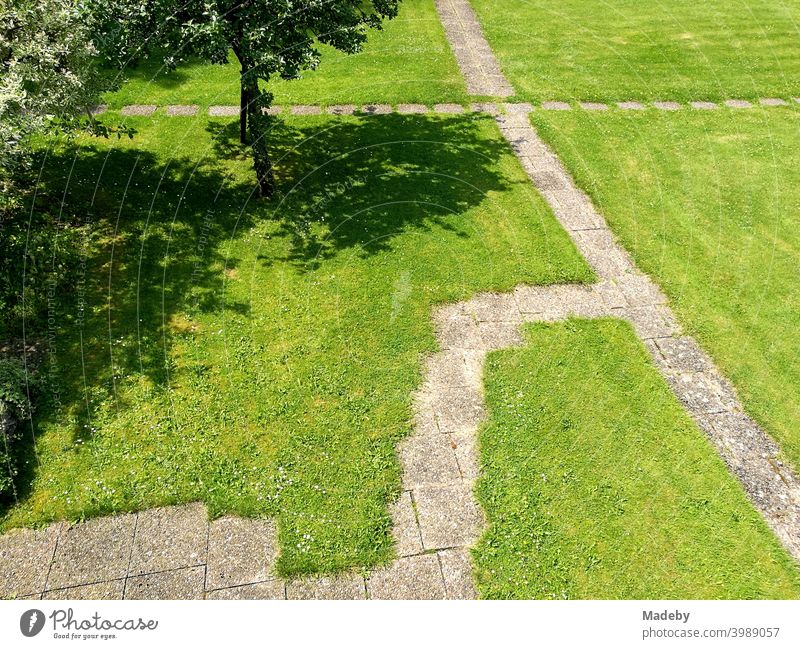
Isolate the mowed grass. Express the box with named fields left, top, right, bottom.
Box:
left=530, top=106, right=800, bottom=473
left=474, top=319, right=800, bottom=599
left=2, top=112, right=591, bottom=576
left=103, top=0, right=467, bottom=109
left=470, top=0, right=800, bottom=102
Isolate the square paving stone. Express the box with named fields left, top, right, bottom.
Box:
left=44, top=579, right=125, bottom=600
left=438, top=548, right=477, bottom=599
left=463, top=292, right=521, bottom=323
left=432, top=386, right=485, bottom=434
left=531, top=169, right=569, bottom=191
left=616, top=273, right=667, bottom=307
left=477, top=321, right=525, bottom=350
left=327, top=104, right=356, bottom=115
left=434, top=103, right=465, bottom=114
left=617, top=101, right=647, bottom=110
left=367, top=555, right=446, bottom=600
left=0, top=523, right=62, bottom=598
left=47, top=514, right=136, bottom=590
left=654, top=336, right=711, bottom=374
left=425, top=350, right=476, bottom=389
left=665, top=371, right=731, bottom=415
left=89, top=104, right=107, bottom=115
left=449, top=431, right=479, bottom=482
left=540, top=101, right=571, bottom=110
left=494, top=113, right=531, bottom=130
left=469, top=102, right=500, bottom=115
left=690, top=101, right=718, bottom=109
left=414, top=484, right=483, bottom=550
left=128, top=503, right=208, bottom=576
left=579, top=102, right=608, bottom=111
left=208, top=105, right=240, bottom=117
left=263, top=106, right=283, bottom=115
left=290, top=105, right=322, bottom=115
left=206, top=517, right=278, bottom=591
left=759, top=98, right=788, bottom=106
left=125, top=566, right=205, bottom=599
left=724, top=99, right=752, bottom=108
left=121, top=105, right=157, bottom=116
left=206, top=579, right=286, bottom=599
left=361, top=104, right=392, bottom=115
left=434, top=314, right=483, bottom=351
left=286, top=574, right=366, bottom=600
left=397, top=104, right=428, bottom=114
left=544, top=190, right=607, bottom=231
left=503, top=102, right=533, bottom=114
left=626, top=305, right=680, bottom=339
left=389, top=491, right=423, bottom=557
left=165, top=104, right=198, bottom=116
left=400, top=434, right=462, bottom=487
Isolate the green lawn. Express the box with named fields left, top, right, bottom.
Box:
left=470, top=0, right=800, bottom=102
left=530, top=107, right=800, bottom=473
left=103, top=0, right=468, bottom=109
left=474, top=319, right=800, bottom=599
left=2, top=111, right=590, bottom=576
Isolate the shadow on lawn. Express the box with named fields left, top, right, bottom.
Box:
left=2, top=112, right=511, bottom=516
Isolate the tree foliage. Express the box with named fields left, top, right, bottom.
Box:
left=88, top=0, right=402, bottom=194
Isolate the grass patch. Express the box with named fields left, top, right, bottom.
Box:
left=2, top=111, right=591, bottom=576
left=530, top=106, right=800, bottom=473
left=103, top=0, right=467, bottom=109
left=470, top=0, right=800, bottom=102
left=475, top=319, right=800, bottom=599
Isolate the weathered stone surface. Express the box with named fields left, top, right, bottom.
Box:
left=44, top=580, right=125, bottom=600
left=263, top=106, right=283, bottom=116
left=47, top=515, right=136, bottom=590
left=290, top=105, right=322, bottom=115
left=0, top=523, right=62, bottom=598
left=414, top=484, right=483, bottom=549
left=434, top=103, right=465, bottom=114
left=397, top=103, right=428, bottom=114
left=431, top=386, right=485, bottom=434
left=327, top=104, right=356, bottom=115
left=759, top=98, right=788, bottom=106
left=361, top=104, right=392, bottom=115
left=389, top=491, right=423, bottom=557
left=690, top=101, right=718, bottom=110
left=206, top=517, right=277, bottom=591
left=125, top=567, right=205, bottom=600
left=206, top=580, right=286, bottom=600
left=165, top=104, right=198, bottom=116
left=121, top=105, right=156, bottom=116
left=470, top=102, right=500, bottom=114
left=503, top=102, right=533, bottom=114
left=449, top=431, right=479, bottom=481
left=617, top=101, right=646, bottom=110
left=129, top=503, right=208, bottom=576
left=89, top=104, right=107, bottom=116
left=654, top=336, right=710, bottom=374
left=208, top=105, right=239, bottom=117
left=433, top=313, right=483, bottom=350
left=438, top=548, right=477, bottom=599
left=579, top=102, right=608, bottom=111
left=724, top=99, right=752, bottom=108
left=540, top=101, right=571, bottom=110
left=367, top=554, right=446, bottom=599
left=286, top=574, right=366, bottom=599
left=400, top=434, right=461, bottom=487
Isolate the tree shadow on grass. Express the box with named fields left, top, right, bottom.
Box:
left=2, top=111, right=513, bottom=519
left=209, top=113, right=515, bottom=271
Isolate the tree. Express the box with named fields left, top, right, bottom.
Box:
left=1, top=0, right=121, bottom=335
left=87, top=0, right=401, bottom=196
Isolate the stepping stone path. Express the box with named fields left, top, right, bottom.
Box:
left=3, top=0, right=800, bottom=602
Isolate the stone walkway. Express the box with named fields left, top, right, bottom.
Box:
left=2, top=0, right=800, bottom=601
left=97, top=97, right=799, bottom=118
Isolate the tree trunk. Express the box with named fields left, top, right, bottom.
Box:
left=242, top=75, right=275, bottom=198
left=239, top=74, right=248, bottom=145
